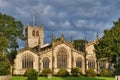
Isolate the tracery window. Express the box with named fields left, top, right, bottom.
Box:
left=99, top=61, right=106, bottom=70
left=32, top=30, right=35, bottom=36
left=76, top=57, right=82, bottom=68
left=36, top=31, right=39, bottom=36
left=57, top=47, right=67, bottom=68
left=22, top=54, right=33, bottom=69
left=43, top=57, right=50, bottom=68
left=88, top=60, right=95, bottom=69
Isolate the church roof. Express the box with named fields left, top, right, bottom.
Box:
left=41, top=43, right=50, bottom=48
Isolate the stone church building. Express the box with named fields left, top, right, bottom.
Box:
left=14, top=25, right=107, bottom=75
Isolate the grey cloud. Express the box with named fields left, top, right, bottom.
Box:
left=1, top=0, right=120, bottom=47
left=0, top=0, right=10, bottom=8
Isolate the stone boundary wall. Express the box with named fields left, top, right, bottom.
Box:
left=115, top=76, right=120, bottom=80
left=0, top=75, right=12, bottom=80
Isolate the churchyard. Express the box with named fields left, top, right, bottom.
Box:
left=12, top=76, right=114, bottom=80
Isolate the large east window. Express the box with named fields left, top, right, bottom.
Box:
left=22, top=54, right=33, bottom=69
left=57, top=47, right=67, bottom=68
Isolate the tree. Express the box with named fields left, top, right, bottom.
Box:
left=0, top=32, right=10, bottom=75
left=73, top=39, right=87, bottom=52
left=0, top=54, right=10, bottom=75
left=0, top=13, right=25, bottom=64
left=94, top=19, right=120, bottom=74
left=0, top=32, right=8, bottom=52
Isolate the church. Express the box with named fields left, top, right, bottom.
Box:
left=13, top=25, right=107, bottom=75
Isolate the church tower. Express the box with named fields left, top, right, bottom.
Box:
left=25, top=25, right=44, bottom=48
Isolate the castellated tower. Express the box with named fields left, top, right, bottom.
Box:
left=25, top=25, right=44, bottom=48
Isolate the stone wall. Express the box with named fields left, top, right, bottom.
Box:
left=0, top=75, right=12, bottom=80
left=115, top=76, right=120, bottom=80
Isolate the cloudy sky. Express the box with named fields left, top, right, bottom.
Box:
left=0, top=0, right=120, bottom=48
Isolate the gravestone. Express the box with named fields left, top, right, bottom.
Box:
left=47, top=73, right=52, bottom=79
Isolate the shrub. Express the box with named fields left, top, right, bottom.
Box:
left=0, top=54, right=10, bottom=76
left=100, top=69, right=111, bottom=77
left=40, top=68, right=52, bottom=76
left=86, top=68, right=96, bottom=77
left=71, top=67, right=82, bottom=77
left=25, top=68, right=38, bottom=80
left=57, top=68, right=70, bottom=77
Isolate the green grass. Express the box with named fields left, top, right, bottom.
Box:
left=12, top=76, right=115, bottom=80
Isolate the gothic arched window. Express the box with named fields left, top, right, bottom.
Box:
left=88, top=60, right=95, bottom=69
left=43, top=57, right=50, bottom=68
left=32, top=30, right=35, bottom=36
left=36, top=31, right=39, bottom=36
left=76, top=57, right=82, bottom=68
left=57, top=47, right=67, bottom=68
left=22, top=54, right=34, bottom=69
left=99, top=61, right=106, bottom=70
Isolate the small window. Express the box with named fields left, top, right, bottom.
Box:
left=36, top=31, right=39, bottom=36
left=32, top=30, right=35, bottom=36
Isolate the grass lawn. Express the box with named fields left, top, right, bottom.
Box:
left=12, top=76, right=115, bottom=80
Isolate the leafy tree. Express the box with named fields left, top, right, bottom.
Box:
left=0, top=32, right=8, bottom=52
left=0, top=32, right=10, bottom=75
left=73, top=39, right=87, bottom=52
left=0, top=54, right=10, bottom=75
left=94, top=19, right=120, bottom=74
left=0, top=13, right=25, bottom=64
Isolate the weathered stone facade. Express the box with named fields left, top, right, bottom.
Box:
left=25, top=25, right=44, bottom=48
left=14, top=25, right=98, bottom=75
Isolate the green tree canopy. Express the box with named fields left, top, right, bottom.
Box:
left=0, top=13, right=25, bottom=64
left=73, top=39, right=88, bottom=52
left=0, top=32, right=8, bottom=52
left=0, top=31, right=10, bottom=75
left=94, top=19, right=120, bottom=63
left=0, top=54, right=10, bottom=75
